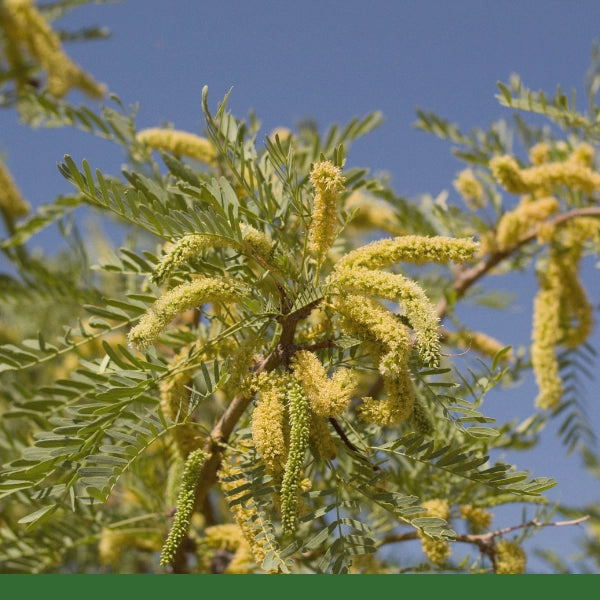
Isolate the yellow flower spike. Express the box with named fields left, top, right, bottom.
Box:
left=128, top=277, right=244, bottom=349
left=334, top=294, right=413, bottom=375
left=160, top=449, right=208, bottom=566
left=251, top=372, right=289, bottom=477
left=335, top=235, right=478, bottom=271
left=136, top=128, right=216, bottom=165
left=290, top=350, right=357, bottom=418
left=531, top=270, right=563, bottom=411
left=160, top=345, right=203, bottom=458
left=0, top=0, right=105, bottom=99
left=0, top=159, right=29, bottom=219
left=495, top=196, right=560, bottom=250
left=358, top=369, right=415, bottom=426
left=491, top=152, right=600, bottom=195
left=495, top=539, right=527, bottom=574
left=331, top=268, right=441, bottom=366
left=281, top=378, right=311, bottom=534
left=453, top=169, right=486, bottom=209
left=307, top=160, right=345, bottom=261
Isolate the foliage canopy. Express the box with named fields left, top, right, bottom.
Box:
left=1, top=0, right=600, bottom=574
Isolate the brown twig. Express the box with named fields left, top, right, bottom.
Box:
left=380, top=515, right=590, bottom=571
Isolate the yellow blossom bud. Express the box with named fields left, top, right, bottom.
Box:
left=0, top=159, right=29, bottom=219
left=495, top=539, right=526, bottom=574
left=136, top=128, right=216, bottom=165
left=290, top=350, right=356, bottom=417
left=308, top=160, right=345, bottom=261
left=454, top=169, right=486, bottom=209
left=203, top=524, right=256, bottom=574
left=128, top=277, right=243, bottom=349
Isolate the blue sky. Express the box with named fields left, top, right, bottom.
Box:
left=2, top=0, right=600, bottom=572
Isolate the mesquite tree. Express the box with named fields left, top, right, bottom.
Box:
left=0, top=0, right=599, bottom=574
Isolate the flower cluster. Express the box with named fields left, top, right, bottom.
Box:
left=0, top=0, right=105, bottom=98
left=307, top=160, right=345, bottom=261
left=136, top=128, right=216, bottom=165
left=490, top=143, right=600, bottom=196
left=128, top=277, right=244, bottom=349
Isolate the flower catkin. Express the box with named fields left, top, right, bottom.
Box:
left=308, top=160, right=345, bottom=261
left=490, top=148, right=600, bottom=196
left=160, top=448, right=208, bottom=566
left=251, top=372, right=289, bottom=477
left=331, top=268, right=441, bottom=366
left=281, top=378, right=310, bottom=534
left=0, top=0, right=105, bottom=98
left=334, top=294, right=413, bottom=375
left=128, top=277, right=242, bottom=349
left=136, top=128, right=216, bottom=165
left=290, top=350, right=356, bottom=418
